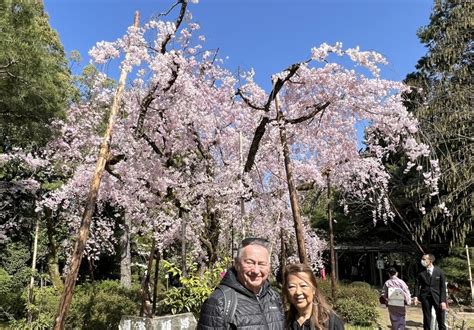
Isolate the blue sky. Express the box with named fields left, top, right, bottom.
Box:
left=44, top=0, right=433, bottom=90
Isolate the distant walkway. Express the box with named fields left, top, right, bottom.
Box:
left=377, top=305, right=474, bottom=329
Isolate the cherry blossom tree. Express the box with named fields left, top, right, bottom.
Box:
left=0, top=0, right=444, bottom=324
left=36, top=1, right=441, bottom=274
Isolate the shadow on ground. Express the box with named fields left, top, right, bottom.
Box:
left=406, top=320, right=424, bottom=327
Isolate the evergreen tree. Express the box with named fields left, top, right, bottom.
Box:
left=0, top=0, right=74, bottom=150
left=404, top=0, right=473, bottom=245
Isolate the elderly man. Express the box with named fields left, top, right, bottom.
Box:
left=414, top=253, right=447, bottom=330
left=197, top=237, right=285, bottom=329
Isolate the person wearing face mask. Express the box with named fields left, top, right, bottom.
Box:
left=282, top=263, right=344, bottom=330
left=413, top=253, right=447, bottom=330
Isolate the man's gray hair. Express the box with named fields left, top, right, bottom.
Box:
left=236, top=237, right=272, bottom=260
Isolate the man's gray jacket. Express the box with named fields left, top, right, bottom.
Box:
left=197, top=267, right=285, bottom=329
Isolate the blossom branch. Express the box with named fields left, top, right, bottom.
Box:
left=285, top=101, right=330, bottom=125
left=160, top=0, right=188, bottom=54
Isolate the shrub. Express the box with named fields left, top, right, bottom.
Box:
left=336, top=297, right=379, bottom=326
left=157, top=259, right=228, bottom=317
left=316, top=279, right=379, bottom=326
left=0, top=267, right=26, bottom=322
left=438, top=250, right=473, bottom=305
left=71, top=281, right=140, bottom=329
left=9, top=280, right=140, bottom=329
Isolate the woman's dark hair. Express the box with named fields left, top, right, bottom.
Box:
left=387, top=267, right=398, bottom=276
left=283, top=263, right=332, bottom=329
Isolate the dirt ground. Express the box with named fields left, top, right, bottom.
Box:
left=377, top=304, right=474, bottom=329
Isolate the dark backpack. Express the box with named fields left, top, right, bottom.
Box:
left=217, top=285, right=237, bottom=329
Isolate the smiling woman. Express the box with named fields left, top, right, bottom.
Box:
left=283, top=263, right=345, bottom=330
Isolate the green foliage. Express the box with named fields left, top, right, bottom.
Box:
left=9, top=280, right=140, bottom=329
left=336, top=298, right=379, bottom=326
left=1, top=242, right=30, bottom=280
left=402, top=0, right=473, bottom=245
left=0, top=0, right=75, bottom=150
left=68, top=281, right=140, bottom=329
left=158, top=259, right=228, bottom=317
left=317, top=280, right=380, bottom=326
left=0, top=244, right=32, bottom=321
left=0, top=267, right=25, bottom=322
left=438, top=248, right=473, bottom=305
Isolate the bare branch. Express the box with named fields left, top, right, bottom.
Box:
left=236, top=88, right=265, bottom=111
left=265, top=61, right=309, bottom=109
left=134, top=62, right=180, bottom=138
left=161, top=0, right=188, bottom=54
left=243, top=117, right=270, bottom=173
left=285, top=101, right=330, bottom=125
left=141, top=132, right=164, bottom=156
left=243, top=60, right=311, bottom=173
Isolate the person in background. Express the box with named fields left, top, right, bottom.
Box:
left=197, top=237, right=284, bottom=329
left=413, top=253, right=447, bottom=330
left=282, top=263, right=344, bottom=330
left=382, top=267, right=412, bottom=330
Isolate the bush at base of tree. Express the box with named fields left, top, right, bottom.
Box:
left=157, top=259, right=228, bottom=318
left=317, top=280, right=380, bottom=326
left=9, top=280, right=140, bottom=329
left=438, top=250, right=473, bottom=306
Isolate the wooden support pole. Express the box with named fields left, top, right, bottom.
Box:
left=53, top=12, right=140, bottom=330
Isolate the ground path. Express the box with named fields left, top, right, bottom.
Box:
left=377, top=305, right=474, bottom=329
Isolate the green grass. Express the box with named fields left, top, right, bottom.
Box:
left=346, top=326, right=380, bottom=330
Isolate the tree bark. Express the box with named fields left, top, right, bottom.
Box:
left=274, top=81, right=308, bottom=264
left=325, top=170, right=337, bottom=301
left=120, top=214, right=132, bottom=289
left=152, top=250, right=161, bottom=316
left=53, top=12, right=140, bottom=330
left=140, top=240, right=155, bottom=317
left=181, top=212, right=187, bottom=277
left=45, top=209, right=63, bottom=290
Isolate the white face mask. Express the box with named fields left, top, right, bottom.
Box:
left=421, top=259, right=428, bottom=268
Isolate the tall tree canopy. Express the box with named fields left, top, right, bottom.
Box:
left=0, top=0, right=74, bottom=150
left=404, top=0, right=473, bottom=245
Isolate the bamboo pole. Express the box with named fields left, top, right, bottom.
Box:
left=53, top=12, right=140, bottom=330
left=467, top=245, right=473, bottom=304
left=273, top=78, right=308, bottom=264
left=27, top=215, right=40, bottom=325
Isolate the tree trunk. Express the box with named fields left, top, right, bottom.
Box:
left=181, top=210, right=187, bottom=277
left=279, top=223, right=286, bottom=283
left=120, top=214, right=132, bottom=289
left=325, top=170, right=337, bottom=301
left=274, top=82, right=308, bottom=264
left=140, top=240, right=155, bottom=317
left=45, top=209, right=63, bottom=290
left=53, top=13, right=140, bottom=330
left=152, top=250, right=161, bottom=316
